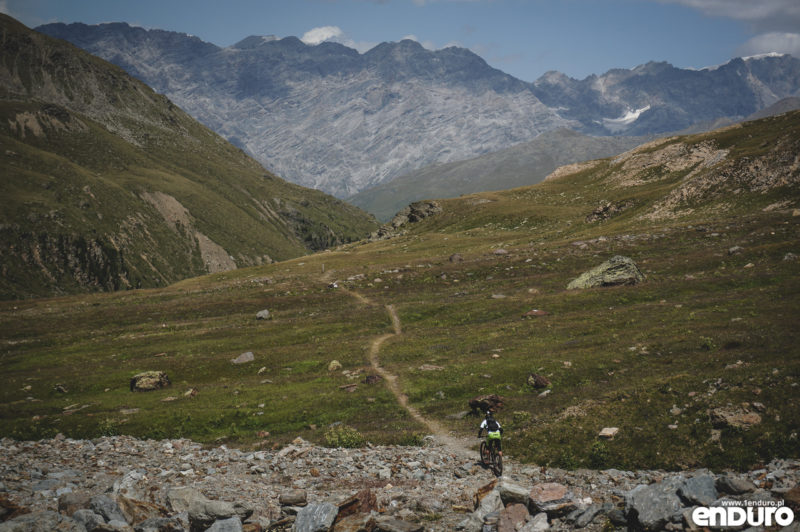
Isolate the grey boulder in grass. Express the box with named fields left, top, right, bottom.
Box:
left=567, top=255, right=645, bottom=290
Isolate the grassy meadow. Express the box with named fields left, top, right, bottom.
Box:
left=1, top=112, right=799, bottom=471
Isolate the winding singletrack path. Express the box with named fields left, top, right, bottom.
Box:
left=337, top=285, right=473, bottom=457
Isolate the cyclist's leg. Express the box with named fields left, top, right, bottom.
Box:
left=488, top=438, right=497, bottom=455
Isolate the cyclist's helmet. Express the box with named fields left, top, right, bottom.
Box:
left=486, top=410, right=494, bottom=419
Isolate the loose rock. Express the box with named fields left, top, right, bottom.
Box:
left=130, top=371, right=170, bottom=392
left=231, top=352, right=255, bottom=365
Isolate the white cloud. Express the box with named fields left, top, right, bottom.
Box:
left=737, top=32, right=800, bottom=58
left=657, top=0, right=800, bottom=31
left=300, top=25, right=380, bottom=53
left=0, top=0, right=10, bottom=15
left=656, top=0, right=800, bottom=59
left=301, top=26, right=345, bottom=45
left=661, top=0, right=796, bottom=19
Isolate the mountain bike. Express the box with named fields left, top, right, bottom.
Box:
left=479, top=435, right=503, bottom=476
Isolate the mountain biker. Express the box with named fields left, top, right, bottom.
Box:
left=478, top=410, right=503, bottom=457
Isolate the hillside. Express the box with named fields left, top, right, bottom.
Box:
left=0, top=15, right=377, bottom=299
left=349, top=129, right=649, bottom=221
left=1, top=111, right=799, bottom=480
left=35, top=22, right=800, bottom=199
left=35, top=23, right=569, bottom=198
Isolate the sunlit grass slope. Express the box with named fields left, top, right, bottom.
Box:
left=1, top=111, right=798, bottom=471
left=0, top=14, right=378, bottom=299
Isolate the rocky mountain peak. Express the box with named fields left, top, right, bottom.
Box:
left=230, top=34, right=279, bottom=49
left=33, top=19, right=800, bottom=199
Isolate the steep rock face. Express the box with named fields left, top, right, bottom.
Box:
left=35, top=23, right=572, bottom=198
left=36, top=23, right=800, bottom=201
left=531, top=57, right=800, bottom=136
left=1, top=15, right=377, bottom=299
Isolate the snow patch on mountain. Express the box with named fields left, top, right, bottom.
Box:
left=602, top=105, right=651, bottom=132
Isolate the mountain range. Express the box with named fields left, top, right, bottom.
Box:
left=349, top=128, right=650, bottom=221
left=36, top=22, right=800, bottom=204
left=0, top=15, right=377, bottom=299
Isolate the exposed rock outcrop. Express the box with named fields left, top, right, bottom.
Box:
left=130, top=371, right=171, bottom=392
left=566, top=256, right=645, bottom=290
left=370, top=201, right=442, bottom=241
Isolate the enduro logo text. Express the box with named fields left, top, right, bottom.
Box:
left=691, top=500, right=794, bottom=528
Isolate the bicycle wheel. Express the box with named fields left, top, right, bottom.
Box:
left=479, top=441, right=490, bottom=466
left=492, top=449, right=503, bottom=476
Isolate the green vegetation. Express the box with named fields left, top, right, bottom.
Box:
left=0, top=14, right=378, bottom=299
left=1, top=78, right=799, bottom=470
left=325, top=425, right=367, bottom=448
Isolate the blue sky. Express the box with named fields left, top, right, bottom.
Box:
left=4, top=0, right=800, bottom=81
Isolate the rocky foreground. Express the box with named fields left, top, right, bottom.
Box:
left=0, top=435, right=798, bottom=531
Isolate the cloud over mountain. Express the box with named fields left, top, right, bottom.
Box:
left=300, top=24, right=378, bottom=53
left=739, top=32, right=800, bottom=58
left=659, top=0, right=800, bottom=58
left=301, top=25, right=344, bottom=45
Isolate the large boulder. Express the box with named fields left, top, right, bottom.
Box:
left=498, top=481, right=530, bottom=506
left=468, top=394, right=505, bottom=415
left=71, top=509, right=105, bottom=532
left=130, top=371, right=171, bottom=392
left=497, top=503, right=530, bottom=532
left=89, top=494, right=128, bottom=524
left=293, top=502, right=338, bottom=532
left=206, top=517, right=243, bottom=532
left=715, top=475, right=756, bottom=495
left=116, top=495, right=170, bottom=526
left=0, top=510, right=85, bottom=532
left=167, top=487, right=251, bottom=531
left=566, top=255, right=645, bottom=290
left=0, top=494, right=29, bottom=522
left=527, top=374, right=551, bottom=389
left=336, top=489, right=377, bottom=521
left=528, top=483, right=578, bottom=518
left=231, top=352, right=254, bottom=365
left=624, top=477, right=685, bottom=531
left=279, top=490, right=308, bottom=507
left=677, top=475, right=718, bottom=506
left=708, top=406, right=761, bottom=429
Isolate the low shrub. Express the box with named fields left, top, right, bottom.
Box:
left=324, top=424, right=366, bottom=448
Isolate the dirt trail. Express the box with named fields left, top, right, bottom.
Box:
left=336, top=285, right=474, bottom=457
